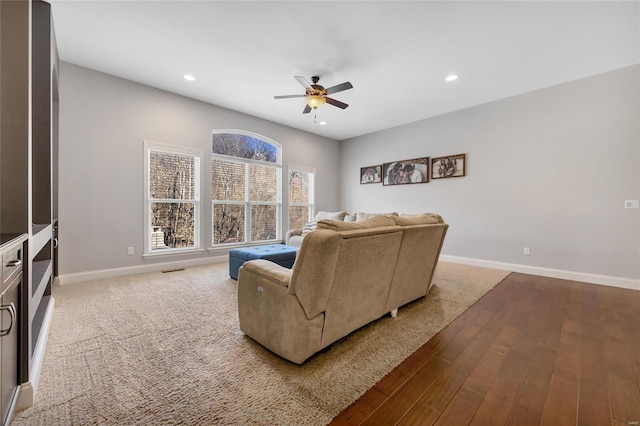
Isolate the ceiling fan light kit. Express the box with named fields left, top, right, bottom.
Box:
left=274, top=75, right=353, bottom=115
left=306, top=94, right=326, bottom=108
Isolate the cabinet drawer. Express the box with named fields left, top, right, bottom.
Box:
left=2, top=246, right=22, bottom=288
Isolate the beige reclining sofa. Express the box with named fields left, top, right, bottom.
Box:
left=237, top=214, right=448, bottom=364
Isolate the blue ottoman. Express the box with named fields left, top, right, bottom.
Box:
left=229, top=244, right=298, bottom=280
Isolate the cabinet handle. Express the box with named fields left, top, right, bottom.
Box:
left=6, top=260, right=22, bottom=268
left=0, top=303, right=15, bottom=336
left=53, top=238, right=59, bottom=249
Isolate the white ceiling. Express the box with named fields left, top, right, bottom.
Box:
left=50, top=1, right=640, bottom=141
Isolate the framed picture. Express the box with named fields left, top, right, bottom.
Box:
left=382, top=157, right=429, bottom=185
left=360, top=165, right=382, bottom=184
left=431, top=154, right=466, bottom=179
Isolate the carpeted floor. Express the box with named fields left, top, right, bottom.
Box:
left=13, top=261, right=510, bottom=425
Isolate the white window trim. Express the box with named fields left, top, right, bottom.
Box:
left=211, top=130, right=282, bottom=247
left=144, top=140, right=203, bottom=256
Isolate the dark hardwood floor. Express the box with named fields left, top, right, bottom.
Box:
left=330, top=272, right=640, bottom=425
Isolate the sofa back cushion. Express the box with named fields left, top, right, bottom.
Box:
left=300, top=211, right=349, bottom=236
left=343, top=213, right=357, bottom=222
left=355, top=211, right=398, bottom=221
left=320, top=227, right=403, bottom=347
left=316, top=211, right=348, bottom=221
left=288, top=230, right=342, bottom=319
left=392, top=213, right=444, bottom=226
left=316, top=215, right=395, bottom=231
left=385, top=223, right=449, bottom=312
left=344, top=212, right=399, bottom=222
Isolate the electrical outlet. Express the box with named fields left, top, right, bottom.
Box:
left=624, top=200, right=639, bottom=209
left=127, top=247, right=134, bottom=255
left=523, top=247, right=530, bottom=256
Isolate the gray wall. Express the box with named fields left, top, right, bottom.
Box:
left=59, top=62, right=341, bottom=275
left=59, top=62, right=640, bottom=283
left=339, top=65, right=640, bottom=281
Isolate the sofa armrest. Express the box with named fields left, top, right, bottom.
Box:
left=238, top=259, right=324, bottom=364
left=240, top=259, right=292, bottom=287
left=285, top=229, right=302, bottom=245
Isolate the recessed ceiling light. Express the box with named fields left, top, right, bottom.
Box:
left=318, top=121, right=327, bottom=126
left=445, top=74, right=458, bottom=82
left=184, top=74, right=196, bottom=81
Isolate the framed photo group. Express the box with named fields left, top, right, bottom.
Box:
left=361, top=153, right=466, bottom=185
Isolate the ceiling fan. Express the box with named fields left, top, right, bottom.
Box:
left=274, top=76, right=353, bottom=114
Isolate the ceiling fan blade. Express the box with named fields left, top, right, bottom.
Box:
left=325, top=81, right=353, bottom=95
left=325, top=97, right=349, bottom=109
left=295, top=76, right=312, bottom=89
left=274, top=94, right=305, bottom=99
left=302, top=104, right=312, bottom=114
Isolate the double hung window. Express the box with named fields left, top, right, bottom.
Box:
left=144, top=141, right=201, bottom=254
left=288, top=167, right=315, bottom=230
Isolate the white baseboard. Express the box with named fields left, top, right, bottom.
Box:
left=58, top=253, right=639, bottom=291
left=58, top=255, right=228, bottom=285
left=440, top=255, right=640, bottom=291
left=16, top=382, right=33, bottom=412
left=16, top=296, right=55, bottom=411
left=30, top=296, right=55, bottom=392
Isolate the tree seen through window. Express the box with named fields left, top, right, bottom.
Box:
left=288, top=169, right=314, bottom=230
left=146, top=144, right=201, bottom=253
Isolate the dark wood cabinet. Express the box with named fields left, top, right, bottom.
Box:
left=0, top=0, right=57, bottom=419
left=0, top=235, right=26, bottom=426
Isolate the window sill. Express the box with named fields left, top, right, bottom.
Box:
left=142, top=248, right=206, bottom=259
left=206, top=240, right=284, bottom=253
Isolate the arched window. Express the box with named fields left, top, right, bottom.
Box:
left=211, top=131, right=282, bottom=245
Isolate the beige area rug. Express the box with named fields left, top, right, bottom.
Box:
left=13, top=262, right=510, bottom=425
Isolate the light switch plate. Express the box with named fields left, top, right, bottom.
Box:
left=624, top=200, right=639, bottom=209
